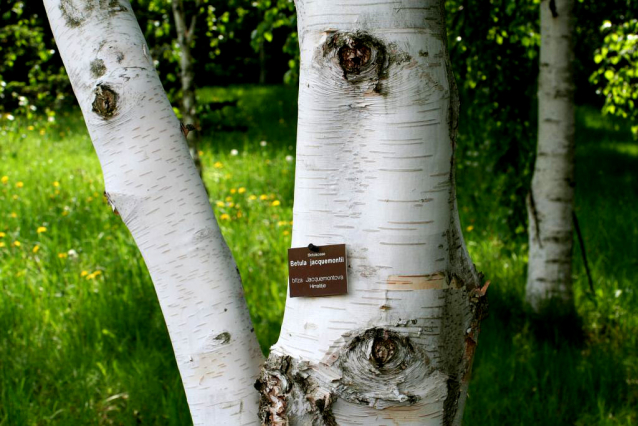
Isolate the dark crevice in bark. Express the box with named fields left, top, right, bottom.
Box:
left=549, top=0, right=559, bottom=18
left=103, top=191, right=120, bottom=216
left=323, top=32, right=388, bottom=93
left=92, top=84, right=118, bottom=119
left=527, top=191, right=543, bottom=248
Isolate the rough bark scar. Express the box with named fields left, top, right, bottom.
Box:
left=371, top=333, right=397, bottom=366
left=92, top=84, right=118, bottom=119
left=549, top=0, right=559, bottom=18
left=338, top=42, right=371, bottom=75
left=324, top=32, right=387, bottom=86
left=103, top=191, right=119, bottom=215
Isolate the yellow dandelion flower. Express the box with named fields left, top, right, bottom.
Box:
left=227, top=202, right=235, bottom=208
left=37, top=226, right=47, bottom=234
left=0, top=242, right=5, bottom=248
left=0, top=232, right=5, bottom=238
left=1, top=176, right=8, bottom=184
left=93, top=270, right=102, bottom=276
left=58, top=252, right=68, bottom=259
left=16, top=181, right=24, bottom=188
left=277, top=221, right=287, bottom=227
left=220, top=213, right=231, bottom=221
left=271, top=200, right=281, bottom=207
left=230, top=188, right=237, bottom=194
left=283, top=230, right=290, bottom=236
left=10, top=212, right=17, bottom=218
left=39, top=129, right=46, bottom=135
left=238, top=187, right=246, bottom=194
left=87, top=196, right=93, bottom=202
left=12, top=195, right=18, bottom=200
left=216, top=201, right=225, bottom=207
left=225, top=196, right=233, bottom=202
left=32, top=245, right=40, bottom=253
left=198, top=150, right=204, bottom=157
left=236, top=211, right=243, bottom=218
left=12, top=241, right=21, bottom=247
left=259, top=194, right=268, bottom=200
left=466, top=225, right=474, bottom=232
left=248, top=195, right=257, bottom=201
left=86, top=273, right=95, bottom=280
left=81, top=271, right=89, bottom=277
left=214, top=161, right=223, bottom=169
left=28, top=125, right=34, bottom=131
left=53, top=181, right=60, bottom=187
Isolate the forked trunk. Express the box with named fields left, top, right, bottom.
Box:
left=526, top=0, right=575, bottom=312
left=256, top=1, right=485, bottom=424
left=43, top=1, right=262, bottom=424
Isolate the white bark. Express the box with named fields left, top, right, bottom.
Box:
left=526, top=0, right=575, bottom=311
left=43, top=1, right=262, bottom=424
left=257, top=1, right=485, bottom=424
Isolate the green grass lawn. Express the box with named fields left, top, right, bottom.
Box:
left=1, top=85, right=636, bottom=425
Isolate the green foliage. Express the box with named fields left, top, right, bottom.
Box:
left=591, top=20, right=638, bottom=138
left=0, top=1, right=68, bottom=121
left=250, top=0, right=298, bottom=83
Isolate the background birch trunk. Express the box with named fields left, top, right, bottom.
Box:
left=172, top=0, right=204, bottom=175
left=526, top=0, right=576, bottom=312
left=43, top=1, right=262, bottom=424
left=256, top=1, right=486, bottom=424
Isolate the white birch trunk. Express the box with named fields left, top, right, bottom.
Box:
left=256, top=1, right=486, bottom=424
left=43, top=1, right=262, bottom=424
left=526, top=0, right=575, bottom=312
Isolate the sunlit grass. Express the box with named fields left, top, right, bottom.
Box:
left=1, top=88, right=636, bottom=425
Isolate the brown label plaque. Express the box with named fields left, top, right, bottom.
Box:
left=288, top=244, right=348, bottom=297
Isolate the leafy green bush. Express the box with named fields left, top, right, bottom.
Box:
left=591, top=19, right=638, bottom=138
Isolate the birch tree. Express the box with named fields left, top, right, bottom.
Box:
left=43, top=1, right=262, bottom=423
left=526, top=0, right=576, bottom=312
left=254, top=1, right=487, bottom=424
left=44, top=0, right=486, bottom=424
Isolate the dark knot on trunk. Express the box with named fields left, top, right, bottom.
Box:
left=92, top=84, right=118, bottom=119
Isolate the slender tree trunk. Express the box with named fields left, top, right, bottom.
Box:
left=526, top=0, right=575, bottom=312
left=256, top=1, right=486, bottom=424
left=172, top=0, right=203, bottom=175
left=43, top=1, right=262, bottom=424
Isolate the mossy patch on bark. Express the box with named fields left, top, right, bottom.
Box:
left=90, top=59, right=107, bottom=78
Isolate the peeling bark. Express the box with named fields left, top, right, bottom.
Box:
left=526, top=0, right=576, bottom=312
left=259, top=1, right=485, bottom=424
